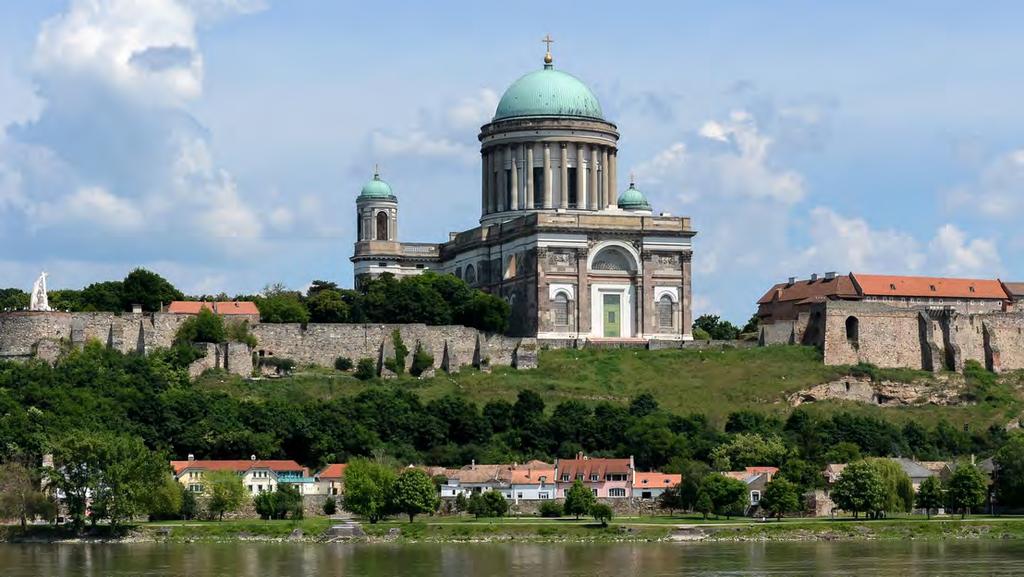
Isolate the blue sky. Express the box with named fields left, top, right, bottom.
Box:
left=1, top=1, right=1022, bottom=322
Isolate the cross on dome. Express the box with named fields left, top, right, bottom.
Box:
left=542, top=34, right=554, bottom=65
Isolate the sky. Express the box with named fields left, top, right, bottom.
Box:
left=1, top=0, right=1022, bottom=323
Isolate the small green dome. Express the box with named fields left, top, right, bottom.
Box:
left=618, top=182, right=651, bottom=211
left=359, top=172, right=393, bottom=198
left=493, top=60, right=603, bottom=121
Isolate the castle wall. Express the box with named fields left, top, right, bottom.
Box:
left=822, top=303, right=925, bottom=368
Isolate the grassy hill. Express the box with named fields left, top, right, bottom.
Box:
left=197, top=345, right=1024, bottom=430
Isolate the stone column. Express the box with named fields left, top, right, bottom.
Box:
left=682, top=252, right=693, bottom=338
left=601, top=147, right=610, bottom=210
left=608, top=149, right=617, bottom=209
left=543, top=143, right=552, bottom=209
left=559, top=143, right=569, bottom=209
left=481, top=151, right=488, bottom=216
left=576, top=248, right=590, bottom=337
left=509, top=146, right=519, bottom=211
left=497, top=149, right=507, bottom=213
left=486, top=152, right=495, bottom=214
left=589, top=147, right=599, bottom=209
left=525, top=144, right=535, bottom=209
left=576, top=145, right=586, bottom=210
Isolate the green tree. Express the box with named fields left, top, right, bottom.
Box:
left=121, top=268, right=183, bottom=312
left=174, top=308, right=227, bottom=345
left=669, top=460, right=711, bottom=511
left=354, top=358, right=376, bottom=380
left=0, top=462, right=53, bottom=528
left=205, top=470, right=248, bottom=521
left=947, top=462, right=988, bottom=519
left=0, top=288, right=30, bottom=311
left=700, top=474, right=748, bottom=519
left=334, top=357, right=354, bottom=371
left=392, top=469, right=439, bottom=522
left=307, top=289, right=351, bottom=323
left=79, top=281, right=124, bottom=311
left=253, top=483, right=302, bottom=520
left=342, top=458, right=396, bottom=523
left=993, top=434, right=1024, bottom=508
left=539, top=500, right=562, bottom=517
left=915, top=476, right=945, bottom=519
left=180, top=489, right=199, bottom=520
left=693, top=314, right=740, bottom=340
left=257, top=287, right=310, bottom=323
left=148, top=475, right=185, bottom=520
left=563, top=479, right=596, bottom=520
left=467, top=492, right=487, bottom=518
left=741, top=313, right=760, bottom=335
left=830, top=461, right=887, bottom=519
left=823, top=442, right=863, bottom=464
left=410, top=343, right=434, bottom=377
left=323, top=496, right=338, bottom=516
left=866, top=458, right=915, bottom=514
left=760, top=478, right=800, bottom=520
left=709, top=433, right=789, bottom=471
left=658, top=483, right=686, bottom=515
left=591, top=502, right=613, bottom=526
left=695, top=490, right=713, bottom=520
left=453, top=492, right=468, bottom=514
left=482, top=490, right=509, bottom=517
left=456, top=291, right=510, bottom=333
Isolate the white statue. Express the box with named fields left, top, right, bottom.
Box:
left=30, top=272, right=52, bottom=312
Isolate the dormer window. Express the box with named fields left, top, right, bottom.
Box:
left=889, top=283, right=896, bottom=290
left=930, top=285, right=937, bottom=292
left=589, top=474, right=599, bottom=482
left=969, top=286, right=975, bottom=293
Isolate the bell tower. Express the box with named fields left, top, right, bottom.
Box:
left=355, top=167, right=397, bottom=243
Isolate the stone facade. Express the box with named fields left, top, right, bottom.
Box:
left=761, top=300, right=1024, bottom=373
left=0, top=311, right=535, bottom=375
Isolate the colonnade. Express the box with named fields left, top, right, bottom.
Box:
left=481, top=142, right=618, bottom=217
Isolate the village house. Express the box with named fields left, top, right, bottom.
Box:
left=509, top=462, right=557, bottom=502
left=723, top=467, right=779, bottom=513
left=315, top=463, right=347, bottom=496
left=165, top=300, right=261, bottom=323
left=634, top=472, right=682, bottom=499
left=555, top=454, right=634, bottom=498
left=170, top=455, right=307, bottom=495
left=438, top=463, right=510, bottom=498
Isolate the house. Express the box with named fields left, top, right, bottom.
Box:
left=757, top=273, right=860, bottom=323
left=165, top=301, right=260, bottom=322
left=723, top=467, right=779, bottom=513
left=315, top=463, right=347, bottom=496
left=1002, top=281, right=1024, bottom=311
left=891, top=457, right=937, bottom=491
left=634, top=472, right=682, bottom=499
left=555, top=454, right=634, bottom=498
left=439, top=463, right=509, bottom=498
left=823, top=463, right=847, bottom=485
left=509, top=464, right=556, bottom=502
left=170, top=455, right=307, bottom=495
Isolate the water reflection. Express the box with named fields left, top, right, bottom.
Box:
left=3, top=541, right=1024, bottom=576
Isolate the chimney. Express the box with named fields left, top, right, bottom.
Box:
left=810, top=273, right=819, bottom=282
left=250, top=454, right=257, bottom=461
left=825, top=271, right=837, bottom=280
left=187, top=453, right=195, bottom=462
left=471, top=459, right=475, bottom=470
left=787, top=277, right=796, bottom=286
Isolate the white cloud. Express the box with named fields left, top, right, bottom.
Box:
left=947, top=148, right=1024, bottom=219
left=447, top=88, right=499, bottom=131
left=370, top=130, right=477, bottom=165
left=928, top=224, right=1001, bottom=276
left=790, top=207, right=925, bottom=273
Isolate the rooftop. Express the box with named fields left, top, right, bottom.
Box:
left=166, top=301, right=260, bottom=316
left=171, top=459, right=305, bottom=476
left=852, top=273, right=1008, bottom=300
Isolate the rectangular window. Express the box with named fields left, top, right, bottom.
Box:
left=567, top=167, right=578, bottom=208
left=750, top=490, right=761, bottom=504
left=609, top=488, right=626, bottom=497
left=590, top=474, right=599, bottom=482
left=642, top=491, right=652, bottom=499
left=561, top=474, right=570, bottom=482
left=505, top=169, right=512, bottom=209
left=539, top=492, right=549, bottom=499
left=533, top=167, right=544, bottom=207
left=517, top=492, right=523, bottom=499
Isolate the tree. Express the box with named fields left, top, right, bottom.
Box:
left=993, top=434, right=1024, bottom=508
left=695, top=490, right=713, bottom=520
left=467, top=492, right=487, bottom=518
left=0, top=462, right=52, bottom=528
left=591, top=502, right=613, bottom=526
left=308, top=289, right=351, bottom=323
left=709, top=433, right=789, bottom=471
left=354, top=358, right=376, bottom=380
left=79, top=281, right=124, bottom=312
left=205, top=470, right=248, bottom=521
left=670, top=460, right=711, bottom=511
left=0, top=288, right=30, bottom=311
left=410, top=343, right=434, bottom=377
left=121, top=268, right=183, bottom=312
left=741, top=313, right=760, bottom=335
left=148, top=475, right=185, bottom=520
left=482, top=490, right=509, bottom=517
left=830, top=461, right=887, bottom=519
left=254, top=483, right=303, bottom=520
left=257, top=288, right=310, bottom=324
left=453, top=493, right=468, bottom=514
left=823, top=442, right=863, bottom=465
left=915, top=476, right=945, bottom=519
left=658, top=483, right=686, bottom=515
left=323, top=496, right=338, bottom=516
left=174, top=308, right=226, bottom=345
left=700, top=474, right=748, bottom=519
left=342, top=458, right=396, bottom=523
left=946, top=462, right=988, bottom=519
left=392, top=469, right=439, bottom=523
left=180, top=489, right=199, bottom=520
left=759, top=478, right=800, bottom=520
left=563, top=479, right=596, bottom=520
left=693, top=314, right=740, bottom=340
left=539, top=500, right=562, bottom=517
left=866, top=458, right=915, bottom=514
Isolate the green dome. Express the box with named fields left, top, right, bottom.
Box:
left=359, top=172, right=393, bottom=198
left=618, top=182, right=651, bottom=211
left=493, top=61, right=603, bottom=121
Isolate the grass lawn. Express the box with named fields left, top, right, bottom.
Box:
left=196, top=346, right=1024, bottom=429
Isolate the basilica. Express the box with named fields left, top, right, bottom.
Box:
left=352, top=44, right=696, bottom=342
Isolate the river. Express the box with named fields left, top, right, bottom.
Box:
left=2, top=541, right=1023, bottom=576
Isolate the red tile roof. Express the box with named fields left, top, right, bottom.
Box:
left=1002, top=281, right=1024, bottom=299
left=757, top=275, right=859, bottom=305
left=557, top=458, right=632, bottom=481
left=316, top=463, right=347, bottom=479
left=635, top=472, right=682, bottom=487
left=510, top=467, right=556, bottom=485
left=166, top=301, right=260, bottom=316
left=171, top=459, right=304, bottom=475
left=852, top=274, right=1008, bottom=300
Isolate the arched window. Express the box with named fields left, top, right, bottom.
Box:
left=376, top=211, right=389, bottom=241
left=505, top=254, right=517, bottom=279
left=357, top=215, right=363, bottom=240
left=553, top=292, right=570, bottom=326
left=591, top=246, right=636, bottom=272
left=657, top=295, right=674, bottom=329
left=465, top=264, right=476, bottom=286
left=845, top=316, right=859, bottom=349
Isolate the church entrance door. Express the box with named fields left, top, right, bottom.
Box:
left=603, top=294, right=621, bottom=337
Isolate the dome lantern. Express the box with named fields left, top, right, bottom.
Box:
left=359, top=166, right=394, bottom=199
left=618, top=178, right=651, bottom=212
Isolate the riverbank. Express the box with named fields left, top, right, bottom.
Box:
left=6, top=516, right=1024, bottom=545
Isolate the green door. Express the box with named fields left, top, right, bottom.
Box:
left=603, top=294, right=621, bottom=337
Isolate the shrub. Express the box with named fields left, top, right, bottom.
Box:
left=323, top=497, right=337, bottom=516
left=383, top=330, right=408, bottom=375
left=174, top=308, right=226, bottom=345
left=334, top=357, right=354, bottom=371
left=259, top=356, right=296, bottom=375
left=538, top=500, right=563, bottom=518
left=692, top=326, right=711, bottom=340
left=226, top=319, right=258, bottom=348
left=591, top=503, right=613, bottom=526
left=354, top=358, right=376, bottom=380
left=410, top=343, right=434, bottom=377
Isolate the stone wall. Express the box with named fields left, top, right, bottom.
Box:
left=760, top=301, right=1024, bottom=373
left=0, top=312, right=535, bottom=375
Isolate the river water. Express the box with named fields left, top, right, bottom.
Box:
left=2, top=541, right=1023, bottom=576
